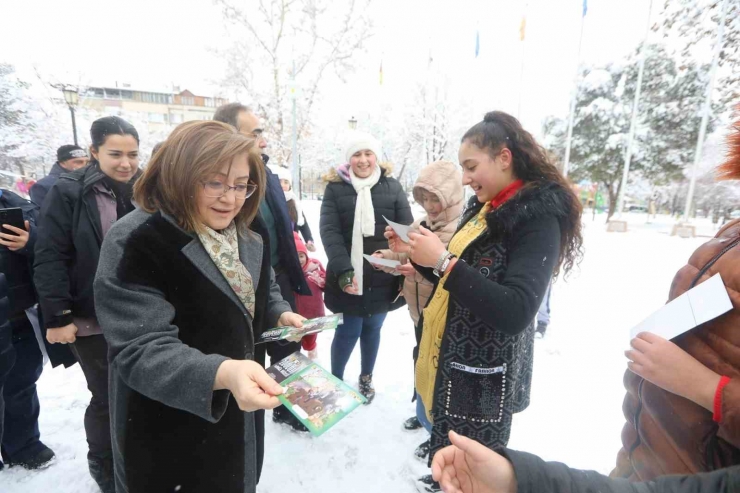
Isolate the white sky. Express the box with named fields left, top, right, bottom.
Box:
left=0, top=0, right=653, bottom=133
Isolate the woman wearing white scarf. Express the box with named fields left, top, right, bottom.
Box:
left=319, top=130, right=413, bottom=403
left=348, top=163, right=381, bottom=296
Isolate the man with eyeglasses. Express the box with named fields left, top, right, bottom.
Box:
left=214, top=103, right=311, bottom=442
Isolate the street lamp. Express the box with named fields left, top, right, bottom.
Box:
left=348, top=116, right=357, bottom=129
left=61, top=87, right=80, bottom=146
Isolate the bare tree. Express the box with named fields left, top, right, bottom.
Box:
left=390, top=77, right=456, bottom=184
left=215, top=0, right=373, bottom=166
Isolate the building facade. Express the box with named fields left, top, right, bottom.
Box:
left=81, top=85, right=228, bottom=132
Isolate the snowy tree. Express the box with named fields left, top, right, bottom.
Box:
left=0, top=65, right=177, bottom=194
left=0, top=63, right=55, bottom=189
left=214, top=0, right=373, bottom=167
left=656, top=0, right=740, bottom=108
left=360, top=70, right=472, bottom=192
left=544, top=44, right=712, bottom=220
left=392, top=78, right=456, bottom=182
left=0, top=64, right=26, bottom=187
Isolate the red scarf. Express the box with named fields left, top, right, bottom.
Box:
left=490, top=179, right=524, bottom=209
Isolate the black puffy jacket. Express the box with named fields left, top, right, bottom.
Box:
left=0, top=273, right=11, bottom=379
left=34, top=165, right=140, bottom=329
left=0, top=189, right=75, bottom=367
left=319, top=163, right=413, bottom=317
left=0, top=190, right=38, bottom=323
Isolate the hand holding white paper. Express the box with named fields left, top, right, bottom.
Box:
left=629, top=273, right=732, bottom=341
left=363, top=254, right=401, bottom=269
left=383, top=215, right=413, bottom=243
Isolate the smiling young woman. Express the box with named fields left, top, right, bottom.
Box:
left=386, top=111, right=584, bottom=491
left=33, top=116, right=142, bottom=493
left=319, top=130, right=413, bottom=403
left=93, top=120, right=303, bottom=493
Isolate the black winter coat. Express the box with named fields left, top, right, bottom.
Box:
left=0, top=273, right=10, bottom=380
left=0, top=273, right=9, bottom=335
left=415, top=182, right=570, bottom=465
left=320, top=164, right=413, bottom=317
left=295, top=213, right=314, bottom=243
left=504, top=449, right=740, bottom=493
left=262, top=157, right=310, bottom=295
left=1, top=190, right=39, bottom=323
left=94, top=209, right=290, bottom=493
left=0, top=190, right=75, bottom=367
left=29, top=162, right=64, bottom=208
left=34, top=165, right=140, bottom=329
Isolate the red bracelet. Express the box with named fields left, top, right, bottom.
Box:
left=713, top=376, right=731, bottom=423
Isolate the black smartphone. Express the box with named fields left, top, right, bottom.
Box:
left=0, top=207, right=25, bottom=236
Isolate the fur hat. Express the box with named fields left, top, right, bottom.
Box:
left=342, top=130, right=382, bottom=163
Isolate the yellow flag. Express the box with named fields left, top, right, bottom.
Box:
left=519, top=16, right=526, bottom=41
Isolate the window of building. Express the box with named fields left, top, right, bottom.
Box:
left=149, top=113, right=166, bottom=123
left=181, top=96, right=195, bottom=106
left=170, top=113, right=184, bottom=124
left=86, top=88, right=105, bottom=98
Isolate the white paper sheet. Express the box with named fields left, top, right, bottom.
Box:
left=363, top=254, right=401, bottom=269
left=630, top=273, right=733, bottom=340
left=383, top=215, right=412, bottom=243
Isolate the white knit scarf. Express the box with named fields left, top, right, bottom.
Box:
left=349, top=165, right=381, bottom=296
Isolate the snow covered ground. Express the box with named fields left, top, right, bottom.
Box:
left=1, top=201, right=714, bottom=492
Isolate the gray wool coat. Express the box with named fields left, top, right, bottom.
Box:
left=94, top=208, right=291, bottom=493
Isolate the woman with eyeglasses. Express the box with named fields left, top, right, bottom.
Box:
left=93, top=121, right=304, bottom=493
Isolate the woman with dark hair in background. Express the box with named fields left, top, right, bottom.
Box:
left=273, top=166, right=316, bottom=252
left=34, top=116, right=141, bottom=493
left=387, top=111, right=583, bottom=492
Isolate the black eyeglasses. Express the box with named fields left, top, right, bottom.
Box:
left=201, top=180, right=258, bottom=200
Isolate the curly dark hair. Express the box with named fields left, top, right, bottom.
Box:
left=462, top=111, right=584, bottom=277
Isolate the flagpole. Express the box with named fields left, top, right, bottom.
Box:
left=683, top=0, right=728, bottom=222
left=290, top=59, right=299, bottom=196
left=518, top=42, right=526, bottom=119
left=517, top=7, right=528, bottom=120
left=562, top=3, right=587, bottom=178
left=615, top=0, right=653, bottom=220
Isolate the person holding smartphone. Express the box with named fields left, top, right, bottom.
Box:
left=0, top=189, right=65, bottom=470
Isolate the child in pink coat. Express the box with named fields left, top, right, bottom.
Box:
left=293, top=232, right=326, bottom=359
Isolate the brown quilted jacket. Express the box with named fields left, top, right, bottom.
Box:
left=612, top=219, right=740, bottom=480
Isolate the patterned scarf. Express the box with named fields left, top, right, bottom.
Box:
left=415, top=203, right=491, bottom=422
left=197, top=223, right=256, bottom=317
